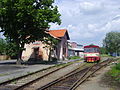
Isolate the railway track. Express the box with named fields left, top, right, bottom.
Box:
left=0, top=58, right=113, bottom=90
left=0, top=60, right=82, bottom=90
left=14, top=59, right=112, bottom=90
left=37, top=58, right=113, bottom=90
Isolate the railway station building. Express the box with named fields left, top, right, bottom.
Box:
left=22, top=29, right=70, bottom=61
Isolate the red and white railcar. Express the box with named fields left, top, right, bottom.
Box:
left=84, top=45, right=100, bottom=62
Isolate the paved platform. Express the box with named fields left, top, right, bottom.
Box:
left=0, top=60, right=55, bottom=83
left=0, top=59, right=81, bottom=83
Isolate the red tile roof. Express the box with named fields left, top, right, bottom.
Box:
left=48, top=29, right=70, bottom=40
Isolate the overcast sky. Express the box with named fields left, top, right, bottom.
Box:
left=50, top=0, right=120, bottom=46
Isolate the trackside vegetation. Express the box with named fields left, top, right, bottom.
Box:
left=100, top=54, right=112, bottom=57
left=68, top=56, right=81, bottom=60
left=108, top=59, right=120, bottom=82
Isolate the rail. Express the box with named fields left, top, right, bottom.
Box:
left=38, top=58, right=113, bottom=90
left=0, top=60, right=80, bottom=90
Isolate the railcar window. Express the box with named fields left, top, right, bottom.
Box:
left=84, top=48, right=99, bottom=53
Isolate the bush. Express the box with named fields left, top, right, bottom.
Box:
left=115, top=63, right=120, bottom=70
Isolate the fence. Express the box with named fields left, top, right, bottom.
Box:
left=0, top=55, right=10, bottom=60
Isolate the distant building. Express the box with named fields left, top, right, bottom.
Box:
left=70, top=42, right=77, bottom=48
left=22, top=29, right=70, bottom=61
left=68, top=42, right=84, bottom=57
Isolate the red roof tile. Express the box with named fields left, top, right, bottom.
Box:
left=48, top=29, right=70, bottom=40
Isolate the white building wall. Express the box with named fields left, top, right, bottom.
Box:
left=22, top=41, right=50, bottom=61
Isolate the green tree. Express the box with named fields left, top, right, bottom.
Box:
left=100, top=47, right=107, bottom=54
left=0, top=0, right=61, bottom=64
left=0, top=38, right=18, bottom=57
left=103, top=32, right=120, bottom=56
left=5, top=39, right=18, bottom=57
left=0, top=38, right=7, bottom=55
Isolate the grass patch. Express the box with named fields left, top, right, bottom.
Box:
left=107, top=59, right=120, bottom=82
left=0, top=73, right=9, bottom=77
left=55, top=59, right=81, bottom=67
left=101, top=54, right=112, bottom=57
left=69, top=56, right=81, bottom=60
left=100, top=59, right=120, bottom=90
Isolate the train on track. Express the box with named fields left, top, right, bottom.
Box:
left=84, top=45, right=100, bottom=63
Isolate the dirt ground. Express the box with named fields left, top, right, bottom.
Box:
left=76, top=65, right=120, bottom=90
